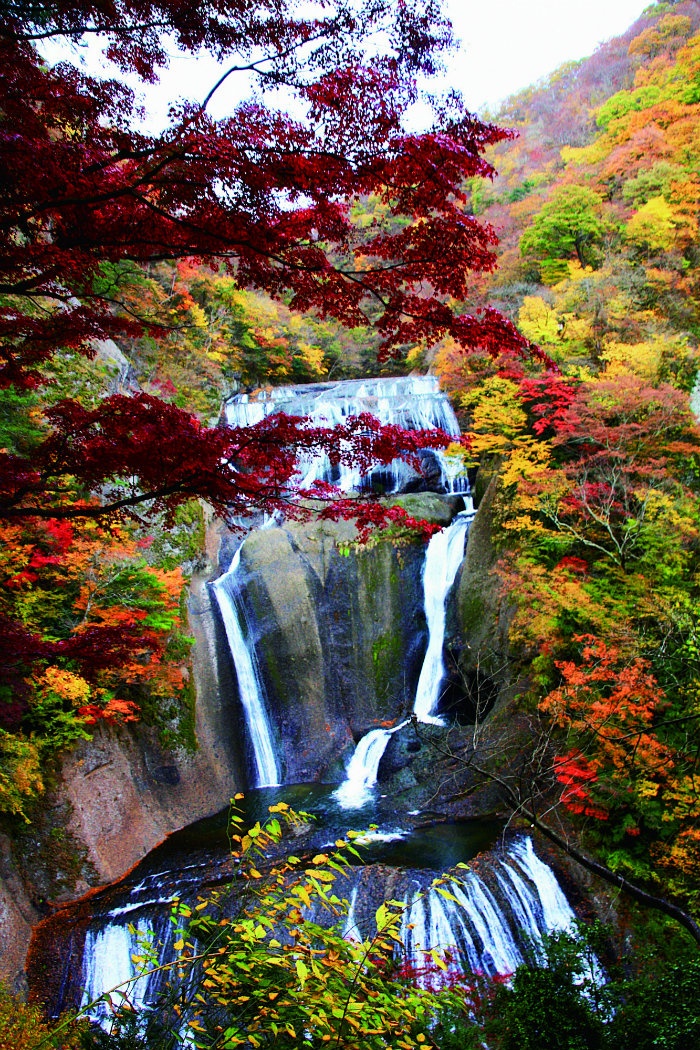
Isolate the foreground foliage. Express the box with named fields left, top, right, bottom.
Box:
left=54, top=801, right=478, bottom=1050
left=13, top=806, right=700, bottom=1050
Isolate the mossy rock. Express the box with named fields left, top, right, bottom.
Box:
left=388, top=492, right=460, bottom=526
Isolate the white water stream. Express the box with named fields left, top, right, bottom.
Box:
left=334, top=502, right=474, bottom=806
left=399, top=836, right=578, bottom=984
left=333, top=721, right=409, bottom=809
left=327, top=377, right=474, bottom=805
left=212, top=544, right=280, bottom=788
left=78, top=834, right=582, bottom=1017
left=412, top=504, right=474, bottom=724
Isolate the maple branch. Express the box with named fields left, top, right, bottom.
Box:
left=0, top=487, right=195, bottom=521
left=199, top=32, right=328, bottom=113
left=541, top=501, right=624, bottom=566
left=410, top=717, right=700, bottom=947
left=0, top=20, right=169, bottom=42
left=507, top=792, right=700, bottom=947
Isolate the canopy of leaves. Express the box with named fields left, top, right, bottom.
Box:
left=432, top=6, right=700, bottom=928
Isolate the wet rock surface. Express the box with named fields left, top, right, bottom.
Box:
left=219, top=496, right=462, bottom=783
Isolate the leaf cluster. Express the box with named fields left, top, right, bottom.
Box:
left=71, top=799, right=475, bottom=1050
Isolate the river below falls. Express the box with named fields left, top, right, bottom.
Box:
left=28, top=786, right=583, bottom=1021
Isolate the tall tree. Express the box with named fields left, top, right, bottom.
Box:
left=0, top=0, right=545, bottom=520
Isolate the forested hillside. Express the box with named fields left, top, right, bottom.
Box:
left=435, top=0, right=700, bottom=383
left=432, top=0, right=700, bottom=931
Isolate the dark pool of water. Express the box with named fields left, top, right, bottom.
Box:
left=141, top=784, right=501, bottom=878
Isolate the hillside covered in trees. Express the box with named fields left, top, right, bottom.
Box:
left=2, top=1, right=700, bottom=1048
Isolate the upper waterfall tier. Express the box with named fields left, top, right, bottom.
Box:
left=224, top=376, right=461, bottom=436
left=224, top=376, right=466, bottom=496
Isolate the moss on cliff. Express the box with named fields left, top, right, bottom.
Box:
left=371, top=630, right=404, bottom=706
left=389, top=492, right=459, bottom=526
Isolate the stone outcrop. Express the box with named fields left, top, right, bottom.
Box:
left=451, top=470, right=515, bottom=720
left=225, top=495, right=461, bottom=782
left=0, top=554, right=244, bottom=992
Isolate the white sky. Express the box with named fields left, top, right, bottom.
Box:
left=45, top=0, right=653, bottom=126
left=446, top=0, right=652, bottom=112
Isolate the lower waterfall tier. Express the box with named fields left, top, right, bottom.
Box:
left=28, top=786, right=584, bottom=1021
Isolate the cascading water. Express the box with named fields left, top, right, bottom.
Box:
left=224, top=376, right=464, bottom=495
left=333, top=721, right=408, bottom=809
left=329, top=377, right=473, bottom=804
left=212, top=544, right=280, bottom=788
left=507, top=836, right=577, bottom=932
left=413, top=505, right=474, bottom=724
left=225, top=376, right=461, bottom=434
left=67, top=816, right=581, bottom=1020
left=398, top=836, right=578, bottom=984
left=335, top=498, right=474, bottom=803
left=81, top=919, right=169, bottom=1021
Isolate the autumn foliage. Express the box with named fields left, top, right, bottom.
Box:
left=0, top=0, right=541, bottom=393
left=427, top=7, right=700, bottom=922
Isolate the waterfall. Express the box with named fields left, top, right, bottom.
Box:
left=333, top=721, right=408, bottom=809
left=435, top=449, right=471, bottom=495
left=224, top=377, right=461, bottom=436
left=507, top=836, right=576, bottom=932
left=81, top=908, right=176, bottom=1025
left=30, top=370, right=601, bottom=1029
left=399, top=836, right=577, bottom=985
left=413, top=506, right=474, bottom=724
left=334, top=481, right=474, bottom=804
left=46, top=808, right=589, bottom=1021
left=82, top=922, right=153, bottom=1020
left=343, top=887, right=361, bottom=942
left=212, top=545, right=280, bottom=788
left=224, top=376, right=464, bottom=495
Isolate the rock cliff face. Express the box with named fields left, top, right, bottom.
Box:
left=451, top=470, right=515, bottom=720
left=0, top=559, right=243, bottom=992
left=222, top=494, right=460, bottom=783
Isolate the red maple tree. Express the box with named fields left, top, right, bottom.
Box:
left=1, top=1, right=541, bottom=388
left=0, top=1, right=548, bottom=524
